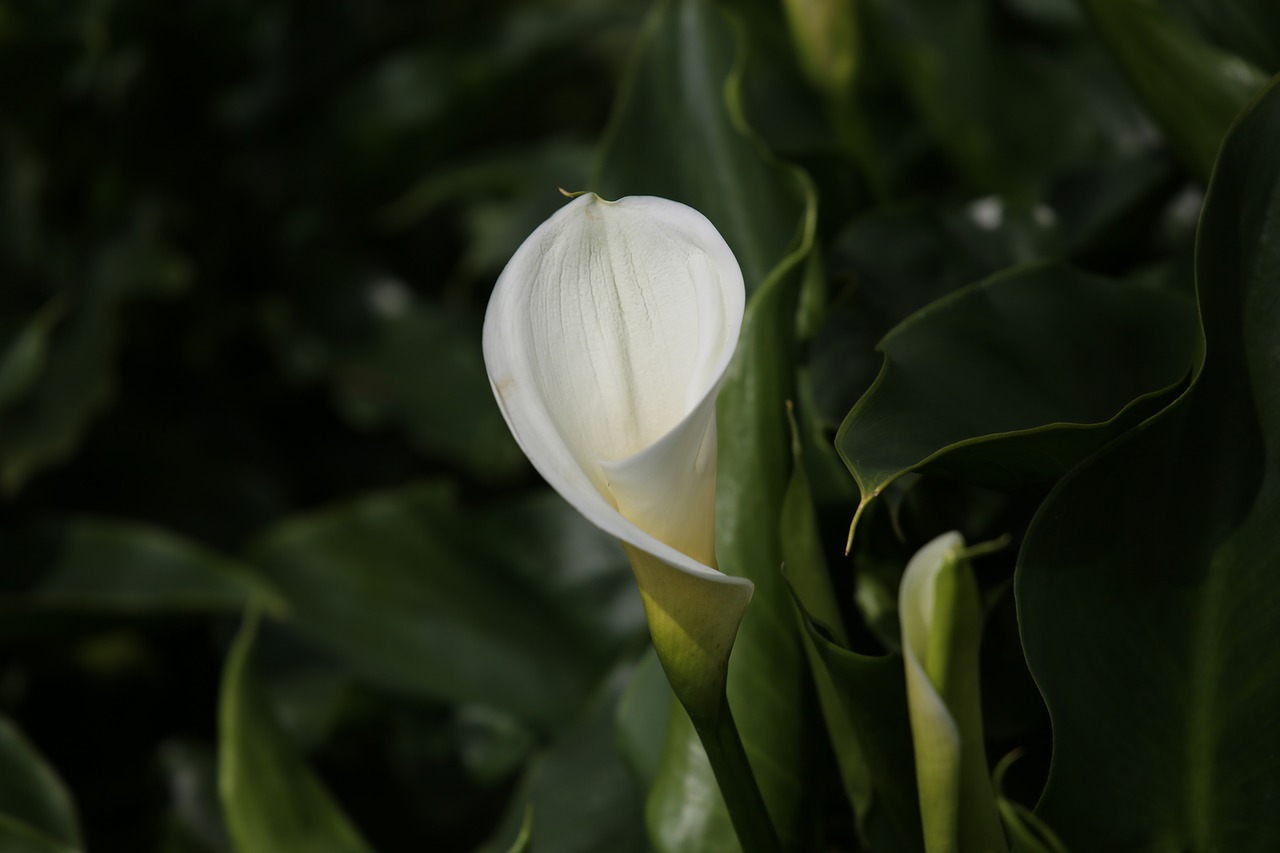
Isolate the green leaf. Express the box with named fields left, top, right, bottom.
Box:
left=454, top=704, right=538, bottom=788
left=781, top=409, right=923, bottom=853
left=1016, top=79, right=1280, bottom=849
left=615, top=648, right=674, bottom=790
left=860, top=0, right=1142, bottom=192
left=246, top=483, right=644, bottom=727
left=1081, top=0, right=1270, bottom=179
left=0, top=517, right=271, bottom=614
left=481, top=666, right=647, bottom=853
left=0, top=717, right=81, bottom=850
left=1161, top=0, right=1280, bottom=72
left=218, top=611, right=375, bottom=853
left=593, top=0, right=805, bottom=296
left=836, top=263, right=1197, bottom=536
left=991, top=752, right=1069, bottom=853
left=0, top=239, right=187, bottom=495
left=502, top=807, right=533, bottom=853
left=330, top=303, right=527, bottom=483
left=814, top=198, right=1082, bottom=428
left=779, top=0, right=859, bottom=100
left=0, top=816, right=80, bottom=853
left=705, top=208, right=818, bottom=852
left=0, top=297, right=67, bottom=412
left=381, top=139, right=597, bottom=278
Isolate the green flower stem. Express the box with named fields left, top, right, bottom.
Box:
left=623, top=546, right=776, bottom=850
left=688, top=696, right=783, bottom=853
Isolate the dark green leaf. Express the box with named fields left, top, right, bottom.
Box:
left=454, top=705, right=538, bottom=787
left=615, top=648, right=673, bottom=790
left=837, top=264, right=1197, bottom=521
left=218, top=611, right=375, bottom=853
left=1162, top=0, right=1280, bottom=72
left=330, top=303, right=526, bottom=483
left=0, top=517, right=270, bottom=614
left=482, top=666, right=647, bottom=853
left=1016, top=79, right=1280, bottom=849
left=502, top=807, right=533, bottom=853
left=0, top=240, right=187, bottom=495
left=0, top=816, right=79, bottom=853
left=0, top=717, right=80, bottom=850
left=706, top=220, right=818, bottom=853
left=593, top=0, right=805, bottom=295
left=0, top=297, right=66, bottom=412
left=247, top=483, right=643, bottom=727
left=796, top=617, right=920, bottom=853
left=815, top=199, right=1071, bottom=426
left=861, top=0, right=1144, bottom=192
left=1082, top=0, right=1270, bottom=179
left=381, top=139, right=596, bottom=279
left=992, top=752, right=1069, bottom=853
left=781, top=409, right=923, bottom=853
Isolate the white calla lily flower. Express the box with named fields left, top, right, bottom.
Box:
left=483, top=192, right=753, bottom=714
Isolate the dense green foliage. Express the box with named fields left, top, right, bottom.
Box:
left=1, top=0, right=1278, bottom=850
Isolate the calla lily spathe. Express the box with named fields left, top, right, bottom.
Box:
left=900, top=532, right=1007, bottom=853
left=483, top=192, right=752, bottom=713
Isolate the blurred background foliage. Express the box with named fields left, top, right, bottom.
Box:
left=0, top=0, right=1276, bottom=850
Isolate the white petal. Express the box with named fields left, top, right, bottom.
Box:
left=600, top=395, right=718, bottom=568
left=483, top=194, right=745, bottom=582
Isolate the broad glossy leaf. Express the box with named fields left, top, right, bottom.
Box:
left=837, top=264, right=1196, bottom=522
left=593, top=0, right=818, bottom=848
left=481, top=666, right=647, bottom=853
left=0, top=518, right=269, bottom=614
left=1016, top=79, right=1280, bottom=849
left=218, top=612, right=374, bottom=853
left=246, top=483, right=643, bottom=727
left=806, top=635, right=922, bottom=853
left=0, top=717, right=80, bottom=850
left=1082, top=0, right=1269, bottom=179
left=781, top=412, right=922, bottom=853
left=814, top=199, right=1071, bottom=424
left=708, top=227, right=817, bottom=853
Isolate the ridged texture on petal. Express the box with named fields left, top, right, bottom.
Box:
left=483, top=193, right=745, bottom=582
